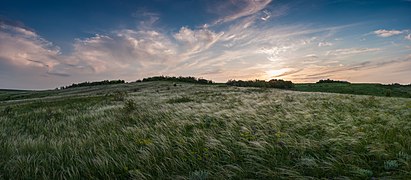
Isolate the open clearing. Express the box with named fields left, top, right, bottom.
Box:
left=1, top=81, right=410, bottom=179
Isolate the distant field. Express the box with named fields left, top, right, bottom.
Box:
left=293, top=83, right=411, bottom=98
left=1, top=82, right=411, bottom=179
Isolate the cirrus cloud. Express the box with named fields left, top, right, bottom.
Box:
left=212, top=0, right=272, bottom=24
left=326, top=48, right=381, bottom=56
left=173, top=27, right=224, bottom=56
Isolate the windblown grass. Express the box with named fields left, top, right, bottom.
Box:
left=0, top=81, right=410, bottom=179
left=293, top=83, right=411, bottom=98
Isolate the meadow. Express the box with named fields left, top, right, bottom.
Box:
left=293, top=83, right=411, bottom=98
left=1, top=81, right=411, bottom=179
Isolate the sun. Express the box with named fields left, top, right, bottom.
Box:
left=266, top=68, right=290, bottom=79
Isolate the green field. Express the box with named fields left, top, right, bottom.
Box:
left=293, top=83, right=411, bottom=98
left=1, top=81, right=411, bottom=179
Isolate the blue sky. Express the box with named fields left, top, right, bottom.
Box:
left=0, top=0, right=411, bottom=89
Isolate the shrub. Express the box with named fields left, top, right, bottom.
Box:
left=107, top=91, right=128, bottom=101
left=2, top=106, right=13, bottom=115
left=385, top=90, right=392, bottom=97
left=123, top=99, right=137, bottom=113
left=285, top=95, right=294, bottom=102
left=166, top=97, right=193, bottom=103
left=268, top=79, right=294, bottom=89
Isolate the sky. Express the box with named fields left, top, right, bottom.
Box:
left=1, top=0, right=411, bottom=89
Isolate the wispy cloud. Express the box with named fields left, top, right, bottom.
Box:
left=173, top=27, right=224, bottom=56
left=78, top=29, right=179, bottom=74
left=212, top=0, right=272, bottom=24
left=284, top=56, right=411, bottom=83
left=326, top=48, right=381, bottom=56
left=132, top=8, right=160, bottom=27
left=318, top=42, right=333, bottom=47
left=258, top=46, right=293, bottom=62
left=373, top=29, right=403, bottom=37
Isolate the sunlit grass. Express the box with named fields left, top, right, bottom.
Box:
left=0, top=81, right=410, bottom=179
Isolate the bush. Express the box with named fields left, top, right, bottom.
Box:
left=123, top=99, right=137, bottom=113
left=106, top=91, right=128, bottom=101
left=268, top=79, right=294, bottom=89
left=2, top=106, right=13, bottom=115
left=167, top=97, right=193, bottom=103
left=385, top=90, right=392, bottom=97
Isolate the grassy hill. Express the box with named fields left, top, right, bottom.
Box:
left=293, top=83, right=411, bottom=98
left=1, top=81, right=411, bottom=179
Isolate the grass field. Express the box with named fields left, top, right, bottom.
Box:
left=293, top=83, right=411, bottom=98
left=1, top=81, right=411, bottom=179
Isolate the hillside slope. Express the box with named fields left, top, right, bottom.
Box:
left=1, top=82, right=411, bottom=179
left=293, top=83, right=411, bottom=98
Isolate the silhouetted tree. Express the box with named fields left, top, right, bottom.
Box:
left=316, top=79, right=350, bottom=84
left=226, top=79, right=294, bottom=89
left=140, top=76, right=213, bottom=84
left=61, top=80, right=125, bottom=89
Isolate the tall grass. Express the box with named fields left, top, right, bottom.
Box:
left=0, top=81, right=410, bottom=179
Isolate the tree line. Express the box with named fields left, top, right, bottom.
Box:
left=56, top=77, right=409, bottom=90
left=226, top=79, right=294, bottom=89
left=137, top=76, right=213, bottom=84
left=60, top=80, right=125, bottom=89
left=316, top=79, right=350, bottom=84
